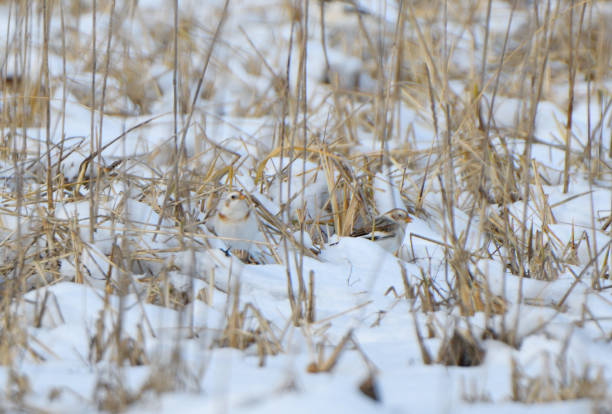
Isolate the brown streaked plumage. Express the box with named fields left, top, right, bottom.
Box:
left=351, top=208, right=412, bottom=253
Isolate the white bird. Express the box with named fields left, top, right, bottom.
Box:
left=351, top=208, right=412, bottom=254
left=208, top=191, right=261, bottom=257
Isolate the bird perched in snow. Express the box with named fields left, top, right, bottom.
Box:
left=351, top=208, right=412, bottom=254
left=208, top=191, right=260, bottom=257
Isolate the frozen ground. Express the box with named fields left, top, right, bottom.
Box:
left=0, top=0, right=611, bottom=413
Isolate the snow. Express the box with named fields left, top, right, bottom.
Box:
left=0, top=0, right=610, bottom=413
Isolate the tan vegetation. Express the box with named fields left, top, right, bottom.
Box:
left=0, top=0, right=610, bottom=411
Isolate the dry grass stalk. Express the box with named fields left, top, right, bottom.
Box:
left=511, top=359, right=607, bottom=404
left=0, top=0, right=609, bottom=409
left=358, top=375, right=380, bottom=402
left=306, top=329, right=352, bottom=374
left=437, top=329, right=485, bottom=367
left=213, top=271, right=281, bottom=364
left=411, top=308, right=432, bottom=365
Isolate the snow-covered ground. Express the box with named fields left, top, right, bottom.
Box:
left=0, top=0, right=611, bottom=412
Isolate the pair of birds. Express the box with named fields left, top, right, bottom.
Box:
left=208, top=190, right=412, bottom=258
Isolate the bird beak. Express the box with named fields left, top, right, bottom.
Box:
left=237, top=193, right=246, bottom=200
left=403, top=215, right=413, bottom=223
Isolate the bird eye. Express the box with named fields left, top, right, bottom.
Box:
left=230, top=194, right=238, bottom=200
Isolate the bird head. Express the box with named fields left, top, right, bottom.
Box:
left=218, top=191, right=251, bottom=221
left=386, top=208, right=412, bottom=224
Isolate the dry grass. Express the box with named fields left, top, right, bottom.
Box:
left=511, top=359, right=608, bottom=404
left=0, top=0, right=610, bottom=410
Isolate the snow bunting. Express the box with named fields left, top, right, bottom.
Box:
left=208, top=191, right=260, bottom=256
left=351, top=208, right=412, bottom=253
